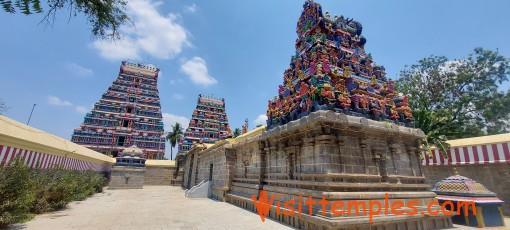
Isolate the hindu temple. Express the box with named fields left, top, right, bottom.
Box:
left=432, top=173, right=506, bottom=228
left=71, top=60, right=166, bottom=159
left=266, top=0, right=413, bottom=130
left=178, top=94, right=232, bottom=154
left=179, top=1, right=452, bottom=229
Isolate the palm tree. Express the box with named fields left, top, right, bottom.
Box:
left=165, top=122, right=184, bottom=160
left=233, top=128, right=242, bottom=138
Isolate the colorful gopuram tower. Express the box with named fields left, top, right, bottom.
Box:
left=71, top=61, right=166, bottom=159
left=266, top=0, right=413, bottom=129
left=178, top=95, right=232, bottom=154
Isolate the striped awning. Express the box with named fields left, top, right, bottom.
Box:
left=422, top=141, right=510, bottom=166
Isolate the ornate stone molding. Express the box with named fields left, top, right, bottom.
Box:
left=262, top=111, right=425, bottom=141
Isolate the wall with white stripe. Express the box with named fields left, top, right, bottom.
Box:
left=422, top=142, right=510, bottom=166
left=0, top=115, right=114, bottom=172
left=421, top=134, right=510, bottom=215
left=0, top=145, right=110, bottom=171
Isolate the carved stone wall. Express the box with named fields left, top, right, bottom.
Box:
left=182, top=111, right=453, bottom=230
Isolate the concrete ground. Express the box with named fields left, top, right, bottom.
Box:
left=10, top=186, right=510, bottom=230
left=11, top=186, right=292, bottom=230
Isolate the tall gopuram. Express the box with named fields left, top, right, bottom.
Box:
left=71, top=61, right=165, bottom=160
left=181, top=1, right=452, bottom=230
left=178, top=94, right=232, bottom=154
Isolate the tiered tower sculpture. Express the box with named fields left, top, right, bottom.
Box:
left=71, top=61, right=165, bottom=159
left=266, top=0, right=413, bottom=129
left=178, top=95, right=232, bottom=154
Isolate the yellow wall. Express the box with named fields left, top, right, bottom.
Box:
left=0, top=115, right=114, bottom=165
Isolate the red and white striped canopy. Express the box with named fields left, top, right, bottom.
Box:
left=422, top=142, right=510, bottom=165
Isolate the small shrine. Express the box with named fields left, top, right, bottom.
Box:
left=432, top=173, right=506, bottom=228
left=109, top=145, right=147, bottom=189
left=115, top=145, right=146, bottom=167
left=265, top=0, right=413, bottom=130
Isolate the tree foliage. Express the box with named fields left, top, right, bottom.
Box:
left=233, top=128, right=242, bottom=138
left=1, top=0, right=129, bottom=39
left=397, top=48, right=510, bottom=154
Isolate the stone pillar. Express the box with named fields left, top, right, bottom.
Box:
left=269, top=145, right=277, bottom=175
left=258, top=141, right=268, bottom=184
left=373, top=146, right=388, bottom=182
left=289, top=140, right=301, bottom=177
left=476, top=206, right=485, bottom=228
left=388, top=143, right=401, bottom=184
left=284, top=146, right=295, bottom=180
left=405, top=146, right=416, bottom=176
left=408, top=146, right=423, bottom=177
left=359, top=138, right=369, bottom=174
left=337, top=136, right=347, bottom=173
left=225, top=149, right=237, bottom=192
left=302, top=137, right=315, bottom=173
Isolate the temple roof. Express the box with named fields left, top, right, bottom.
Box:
left=121, top=145, right=144, bottom=158
left=432, top=174, right=503, bottom=203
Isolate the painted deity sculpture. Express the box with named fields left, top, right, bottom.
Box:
left=265, top=0, right=414, bottom=130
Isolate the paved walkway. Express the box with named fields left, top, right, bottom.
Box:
left=12, top=186, right=292, bottom=230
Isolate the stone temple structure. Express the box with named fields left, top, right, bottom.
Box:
left=109, top=145, right=146, bottom=189
left=71, top=61, right=166, bottom=159
left=178, top=94, right=232, bottom=154
left=179, top=1, right=453, bottom=229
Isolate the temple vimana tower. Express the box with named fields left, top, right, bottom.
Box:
left=180, top=1, right=452, bottom=229
left=71, top=61, right=165, bottom=159
left=178, top=94, right=232, bottom=154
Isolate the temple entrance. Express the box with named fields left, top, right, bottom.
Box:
left=116, top=136, right=126, bottom=146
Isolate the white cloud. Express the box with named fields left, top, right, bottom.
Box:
left=162, top=113, right=190, bottom=132
left=65, top=63, right=93, bottom=78
left=184, top=3, right=197, bottom=13
left=180, top=57, right=217, bottom=86
left=92, top=38, right=141, bottom=61
left=47, top=96, right=73, bottom=106
left=172, top=94, right=184, bottom=100
left=254, top=114, right=267, bottom=125
left=75, top=106, right=90, bottom=114
left=92, top=0, right=189, bottom=61
left=169, top=79, right=184, bottom=84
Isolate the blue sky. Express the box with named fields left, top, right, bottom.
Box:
left=1, top=0, right=509, bottom=159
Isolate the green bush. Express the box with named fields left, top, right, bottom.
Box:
left=0, top=157, right=36, bottom=228
left=0, top=156, right=108, bottom=228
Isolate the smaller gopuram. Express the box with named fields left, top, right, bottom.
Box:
left=432, top=174, right=506, bottom=228
left=109, top=145, right=146, bottom=189
left=178, top=94, right=232, bottom=154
